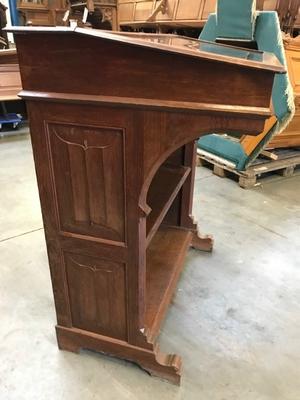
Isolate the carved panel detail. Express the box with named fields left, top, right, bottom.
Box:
left=65, top=252, right=127, bottom=340
left=46, top=122, right=126, bottom=243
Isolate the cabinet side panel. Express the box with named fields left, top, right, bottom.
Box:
left=176, top=0, right=202, bottom=20
left=45, top=121, right=126, bottom=243
left=65, top=253, right=127, bottom=340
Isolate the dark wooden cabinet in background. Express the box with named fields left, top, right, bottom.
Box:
left=268, top=35, right=300, bottom=148
left=10, top=27, right=284, bottom=384
left=18, top=0, right=68, bottom=26
left=17, top=0, right=118, bottom=28
left=69, top=0, right=118, bottom=30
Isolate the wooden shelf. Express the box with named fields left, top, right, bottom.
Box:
left=146, top=164, right=191, bottom=247
left=145, top=226, right=192, bottom=342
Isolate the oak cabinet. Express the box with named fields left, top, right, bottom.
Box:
left=10, top=26, right=283, bottom=384
left=18, top=0, right=67, bottom=26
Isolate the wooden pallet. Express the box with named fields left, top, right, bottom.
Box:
left=197, top=148, right=300, bottom=189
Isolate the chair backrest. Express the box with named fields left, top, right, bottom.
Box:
left=216, top=0, right=257, bottom=41
left=199, top=2, right=295, bottom=169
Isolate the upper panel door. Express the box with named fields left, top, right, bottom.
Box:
left=175, top=0, right=203, bottom=20
left=200, top=0, right=216, bottom=21
left=46, top=121, right=126, bottom=244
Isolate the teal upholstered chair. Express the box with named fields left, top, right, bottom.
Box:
left=198, top=0, right=295, bottom=171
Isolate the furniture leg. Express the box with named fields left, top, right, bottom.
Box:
left=180, top=141, right=214, bottom=252
left=56, top=326, right=182, bottom=384
left=191, top=230, right=214, bottom=252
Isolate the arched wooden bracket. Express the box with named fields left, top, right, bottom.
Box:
left=191, top=231, right=214, bottom=252
left=147, top=0, right=168, bottom=22
left=187, top=216, right=213, bottom=252
left=141, top=345, right=182, bottom=385
left=138, top=202, right=152, bottom=218
left=56, top=325, right=182, bottom=385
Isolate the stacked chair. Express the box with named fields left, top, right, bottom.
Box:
left=198, top=0, right=295, bottom=172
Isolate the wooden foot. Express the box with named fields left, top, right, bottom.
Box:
left=191, top=231, right=213, bottom=252
left=239, top=175, right=257, bottom=189
left=279, top=165, right=295, bottom=177
left=196, top=155, right=204, bottom=167
left=213, top=165, right=226, bottom=178
left=56, top=326, right=181, bottom=385
left=142, top=346, right=181, bottom=385
left=56, top=327, right=81, bottom=354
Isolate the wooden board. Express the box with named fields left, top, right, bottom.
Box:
left=145, top=226, right=192, bottom=341
left=197, top=148, right=300, bottom=189
left=268, top=36, right=300, bottom=148
left=119, top=0, right=216, bottom=28
left=0, top=64, right=22, bottom=101
left=146, top=164, right=191, bottom=246
left=118, top=0, right=300, bottom=30
left=0, top=49, right=18, bottom=64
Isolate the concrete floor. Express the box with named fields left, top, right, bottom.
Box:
left=0, top=133, right=300, bottom=400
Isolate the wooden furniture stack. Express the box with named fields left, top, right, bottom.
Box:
left=260, top=0, right=300, bottom=32
left=17, top=0, right=67, bottom=26
left=68, top=0, right=118, bottom=30
left=118, top=0, right=300, bottom=31
left=10, top=26, right=284, bottom=384
left=0, top=49, right=21, bottom=102
left=17, top=0, right=118, bottom=27
left=268, top=35, right=300, bottom=148
left=0, top=1, right=8, bottom=48
left=118, top=0, right=215, bottom=29
left=0, top=49, right=23, bottom=129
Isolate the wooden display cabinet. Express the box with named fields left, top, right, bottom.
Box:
left=259, top=0, right=300, bottom=30
left=17, top=0, right=118, bottom=28
left=68, top=0, right=118, bottom=30
left=118, top=0, right=300, bottom=31
left=118, top=0, right=215, bottom=29
left=18, top=0, right=67, bottom=26
left=10, top=27, right=284, bottom=384
left=268, top=36, right=300, bottom=148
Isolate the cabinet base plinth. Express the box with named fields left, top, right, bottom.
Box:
left=191, top=231, right=214, bottom=252
left=56, top=326, right=182, bottom=385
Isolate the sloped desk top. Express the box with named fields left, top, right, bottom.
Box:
left=8, top=26, right=285, bottom=73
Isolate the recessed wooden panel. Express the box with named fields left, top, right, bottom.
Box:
left=262, top=0, right=279, bottom=10
left=176, top=0, right=202, bottom=20
left=288, top=56, right=300, bottom=92
left=46, top=122, right=125, bottom=243
left=201, top=0, right=216, bottom=19
left=155, top=0, right=177, bottom=21
left=118, top=3, right=135, bottom=22
left=0, top=65, right=21, bottom=100
left=25, top=11, right=52, bottom=25
left=65, top=252, right=127, bottom=340
left=135, top=1, right=153, bottom=20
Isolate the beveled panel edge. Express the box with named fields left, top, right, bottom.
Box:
left=6, top=26, right=285, bottom=73
left=59, top=233, right=128, bottom=263
left=19, top=90, right=272, bottom=117
left=60, top=230, right=127, bottom=249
